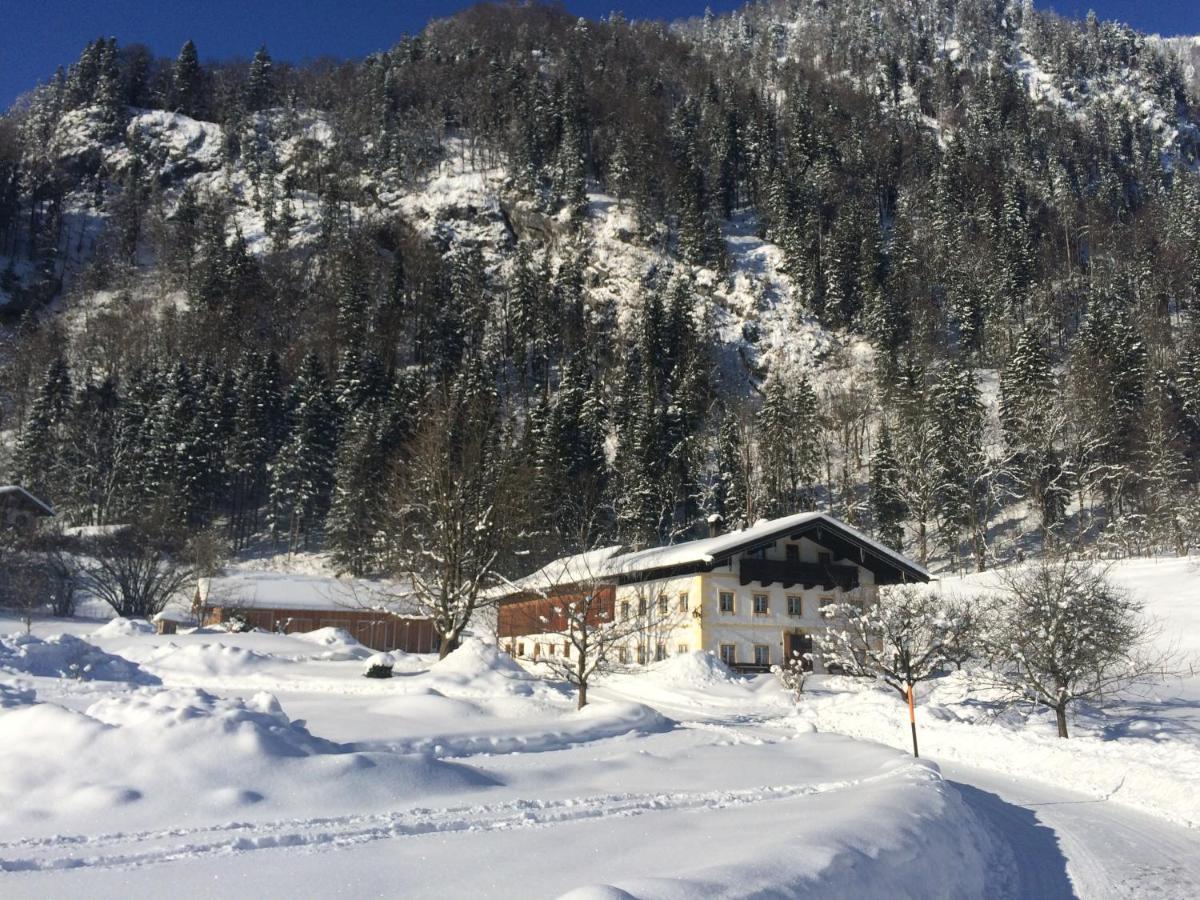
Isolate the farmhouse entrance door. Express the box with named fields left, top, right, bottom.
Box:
left=784, top=631, right=814, bottom=670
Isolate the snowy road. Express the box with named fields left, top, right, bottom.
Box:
left=941, top=762, right=1200, bottom=900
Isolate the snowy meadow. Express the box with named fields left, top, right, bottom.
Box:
left=0, top=556, right=1198, bottom=898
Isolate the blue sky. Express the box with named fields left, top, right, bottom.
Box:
left=2, top=1, right=1197, bottom=111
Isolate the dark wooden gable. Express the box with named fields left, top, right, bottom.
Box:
left=614, top=515, right=927, bottom=586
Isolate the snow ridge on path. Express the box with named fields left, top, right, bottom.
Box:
left=0, top=771, right=916, bottom=873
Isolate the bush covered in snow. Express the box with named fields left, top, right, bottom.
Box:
left=363, top=652, right=396, bottom=678
left=0, top=632, right=160, bottom=683
left=292, top=627, right=373, bottom=661
left=91, top=617, right=156, bottom=637
left=646, top=650, right=738, bottom=688
left=429, top=637, right=535, bottom=691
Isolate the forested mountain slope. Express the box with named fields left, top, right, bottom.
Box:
left=1, top=0, right=1199, bottom=575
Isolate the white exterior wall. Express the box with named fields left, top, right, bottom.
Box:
left=504, top=535, right=884, bottom=673
left=610, top=574, right=704, bottom=664
left=698, top=536, right=877, bottom=672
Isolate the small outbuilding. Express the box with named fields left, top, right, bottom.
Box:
left=0, top=485, right=54, bottom=530
left=194, top=572, right=438, bottom=653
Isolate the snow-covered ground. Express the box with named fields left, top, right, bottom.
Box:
left=2, top=555, right=1199, bottom=896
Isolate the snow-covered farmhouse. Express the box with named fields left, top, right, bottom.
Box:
left=192, top=572, right=438, bottom=653
left=497, top=512, right=929, bottom=673
left=0, top=485, right=54, bottom=530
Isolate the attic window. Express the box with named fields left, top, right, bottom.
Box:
left=818, top=552, right=832, bottom=566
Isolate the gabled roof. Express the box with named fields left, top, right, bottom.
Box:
left=608, top=512, right=929, bottom=583
left=500, top=513, right=928, bottom=599
left=0, top=485, right=55, bottom=517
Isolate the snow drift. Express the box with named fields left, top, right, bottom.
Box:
left=0, top=687, right=492, bottom=840
left=0, top=632, right=159, bottom=684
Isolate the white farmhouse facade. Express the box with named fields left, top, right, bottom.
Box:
left=497, top=512, right=930, bottom=673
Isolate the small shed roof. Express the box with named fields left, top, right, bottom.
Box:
left=198, top=572, right=420, bottom=616
left=0, top=485, right=55, bottom=516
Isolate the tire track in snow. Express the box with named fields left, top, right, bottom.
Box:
left=0, top=770, right=911, bottom=873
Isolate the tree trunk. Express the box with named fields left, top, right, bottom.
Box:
left=438, top=631, right=458, bottom=660
left=1055, top=701, right=1069, bottom=738
left=576, top=652, right=588, bottom=709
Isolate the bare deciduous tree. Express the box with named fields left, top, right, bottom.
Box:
left=387, top=386, right=529, bottom=659
left=77, top=525, right=194, bottom=619
left=818, top=585, right=970, bottom=756
left=981, top=557, right=1172, bottom=738
left=818, top=586, right=950, bottom=699
left=940, top=594, right=983, bottom=671
left=500, top=543, right=690, bottom=709
left=503, top=548, right=623, bottom=710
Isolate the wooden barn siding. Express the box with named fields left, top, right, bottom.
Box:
left=206, top=606, right=437, bottom=653
left=497, top=585, right=616, bottom=638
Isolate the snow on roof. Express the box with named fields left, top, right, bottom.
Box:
left=496, top=545, right=625, bottom=596
left=604, top=511, right=827, bottom=575
left=0, top=485, right=55, bottom=516
left=613, top=511, right=929, bottom=579
left=198, top=572, right=416, bottom=615
left=502, top=513, right=928, bottom=593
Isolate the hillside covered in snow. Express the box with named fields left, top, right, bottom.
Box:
left=2, top=0, right=1200, bottom=577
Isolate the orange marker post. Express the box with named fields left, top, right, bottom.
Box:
left=907, top=682, right=919, bottom=758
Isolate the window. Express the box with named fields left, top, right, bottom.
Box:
left=846, top=599, right=866, bottom=615
left=562, top=643, right=570, bottom=658
left=657, top=594, right=668, bottom=616
left=618, top=646, right=628, bottom=664
left=636, top=645, right=646, bottom=665
left=787, top=595, right=803, bottom=617
left=819, top=596, right=835, bottom=614
left=753, top=594, right=769, bottom=615
left=754, top=644, right=770, bottom=666
left=638, top=597, right=647, bottom=616
left=534, top=643, right=542, bottom=657
left=505, top=644, right=513, bottom=657
left=786, top=544, right=800, bottom=562
left=621, top=600, right=631, bottom=620
left=719, top=591, right=735, bottom=614
left=677, top=643, right=689, bottom=655
left=655, top=642, right=667, bottom=662
left=678, top=592, right=689, bottom=612
left=518, top=642, right=526, bottom=657
left=719, top=643, right=737, bottom=665
left=818, top=551, right=832, bottom=566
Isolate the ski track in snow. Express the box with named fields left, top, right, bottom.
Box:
left=0, top=774, right=889, bottom=873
